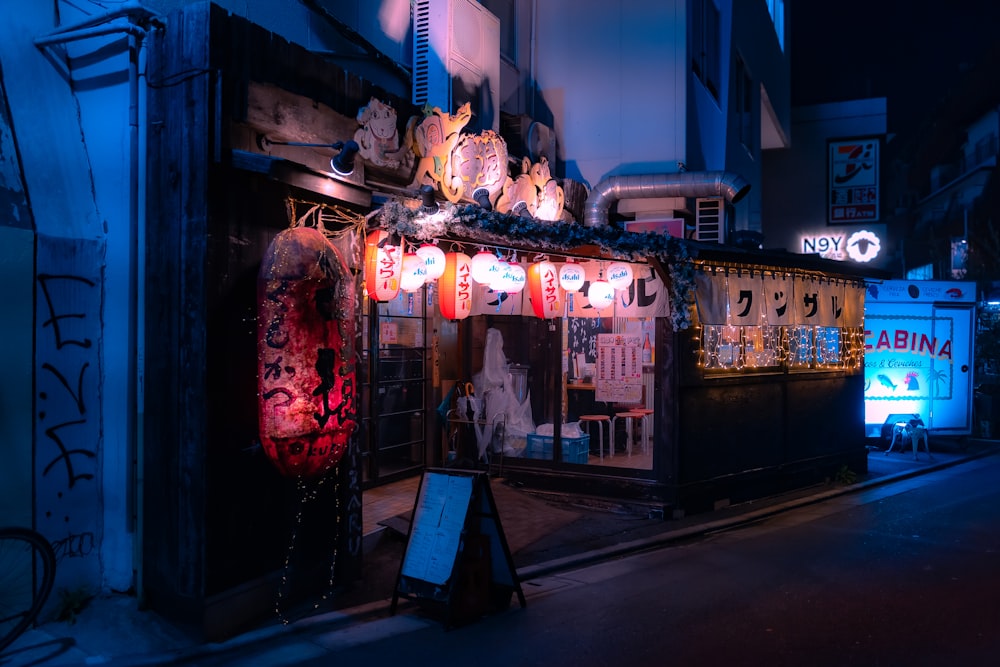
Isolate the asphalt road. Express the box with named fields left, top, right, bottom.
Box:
left=188, top=455, right=1000, bottom=666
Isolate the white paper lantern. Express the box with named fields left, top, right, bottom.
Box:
left=400, top=252, right=427, bottom=292
left=606, top=261, right=634, bottom=291
left=587, top=279, right=615, bottom=310
left=489, top=260, right=512, bottom=292
left=415, top=243, right=446, bottom=281
left=470, top=250, right=499, bottom=284
left=504, top=262, right=527, bottom=293
left=558, top=261, right=585, bottom=292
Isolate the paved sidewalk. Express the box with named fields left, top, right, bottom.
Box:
left=4, top=439, right=996, bottom=666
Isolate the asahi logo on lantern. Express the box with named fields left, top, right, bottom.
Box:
left=559, top=262, right=585, bottom=292
left=606, top=262, right=633, bottom=290
left=415, top=243, right=446, bottom=280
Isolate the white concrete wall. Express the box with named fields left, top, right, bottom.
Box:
left=533, top=0, right=687, bottom=187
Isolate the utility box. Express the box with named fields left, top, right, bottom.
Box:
left=864, top=280, right=976, bottom=438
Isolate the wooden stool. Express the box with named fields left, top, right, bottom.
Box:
left=630, top=408, right=654, bottom=454
left=579, top=415, right=611, bottom=460
left=612, top=411, right=643, bottom=456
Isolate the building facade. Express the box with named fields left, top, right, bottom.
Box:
left=2, top=0, right=831, bottom=637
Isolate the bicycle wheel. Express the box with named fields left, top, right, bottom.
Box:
left=0, top=527, right=56, bottom=653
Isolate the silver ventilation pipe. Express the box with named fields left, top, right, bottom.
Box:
left=583, top=171, right=751, bottom=228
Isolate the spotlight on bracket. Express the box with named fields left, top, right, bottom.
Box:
left=473, top=187, right=492, bottom=211
left=419, top=185, right=439, bottom=214
left=255, top=134, right=359, bottom=177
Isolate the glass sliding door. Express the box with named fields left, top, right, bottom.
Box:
left=361, top=289, right=429, bottom=486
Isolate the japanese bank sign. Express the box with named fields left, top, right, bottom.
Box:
left=829, top=137, right=879, bottom=224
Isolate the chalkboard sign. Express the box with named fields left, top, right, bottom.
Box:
left=391, top=469, right=526, bottom=627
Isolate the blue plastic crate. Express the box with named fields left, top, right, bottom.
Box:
left=525, top=434, right=590, bottom=464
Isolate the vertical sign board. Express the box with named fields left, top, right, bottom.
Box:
left=595, top=333, right=643, bottom=403
left=392, top=469, right=525, bottom=627
left=829, top=137, right=879, bottom=224
left=864, top=280, right=976, bottom=436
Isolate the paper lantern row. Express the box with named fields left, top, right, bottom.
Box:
left=363, top=232, right=638, bottom=320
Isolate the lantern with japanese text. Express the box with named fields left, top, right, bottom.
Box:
left=364, top=230, right=403, bottom=301
left=587, top=278, right=615, bottom=310
left=257, top=226, right=356, bottom=479
left=528, top=259, right=563, bottom=318
left=606, top=261, right=634, bottom=291
left=439, top=251, right=473, bottom=320
left=415, top=243, right=446, bottom=281
left=558, top=261, right=585, bottom=292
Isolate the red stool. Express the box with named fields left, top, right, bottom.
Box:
left=612, top=410, right=644, bottom=456
left=579, top=415, right=611, bottom=460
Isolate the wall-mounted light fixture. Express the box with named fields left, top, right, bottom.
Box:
left=473, top=187, right=492, bottom=211
left=257, top=135, right=360, bottom=177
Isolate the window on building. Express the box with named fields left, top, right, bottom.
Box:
left=691, top=0, right=720, bottom=99
left=479, top=0, right=516, bottom=63
left=767, top=0, right=785, bottom=51
left=735, top=54, right=753, bottom=155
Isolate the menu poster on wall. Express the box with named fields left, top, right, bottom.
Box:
left=595, top=333, right=643, bottom=403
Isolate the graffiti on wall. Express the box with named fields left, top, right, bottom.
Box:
left=35, top=235, right=103, bottom=586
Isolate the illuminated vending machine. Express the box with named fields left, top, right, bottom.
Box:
left=864, top=280, right=977, bottom=438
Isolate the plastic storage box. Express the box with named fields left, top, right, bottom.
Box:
left=524, top=434, right=590, bottom=463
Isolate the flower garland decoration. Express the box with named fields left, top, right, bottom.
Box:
left=378, top=199, right=697, bottom=330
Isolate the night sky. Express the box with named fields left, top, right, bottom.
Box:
left=791, top=1, right=1000, bottom=136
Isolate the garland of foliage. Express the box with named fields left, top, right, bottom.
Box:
left=379, top=199, right=697, bottom=330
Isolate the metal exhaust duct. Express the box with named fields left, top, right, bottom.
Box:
left=583, top=171, right=751, bottom=228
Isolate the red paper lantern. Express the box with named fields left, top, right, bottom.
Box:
left=364, top=230, right=403, bottom=301
left=439, top=251, right=473, bottom=320
left=527, top=260, right=563, bottom=318
left=257, top=226, right=357, bottom=478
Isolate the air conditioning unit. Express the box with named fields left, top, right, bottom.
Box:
left=412, top=0, right=500, bottom=133
left=694, top=197, right=724, bottom=243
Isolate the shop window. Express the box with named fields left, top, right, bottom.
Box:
left=701, top=324, right=783, bottom=371
left=701, top=324, right=860, bottom=374
left=480, top=0, right=516, bottom=63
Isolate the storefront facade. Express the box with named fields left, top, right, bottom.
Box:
left=141, top=3, right=863, bottom=635
left=3, top=0, right=808, bottom=639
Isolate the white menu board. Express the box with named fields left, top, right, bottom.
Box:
left=400, top=472, right=474, bottom=585
left=595, top=333, right=643, bottom=403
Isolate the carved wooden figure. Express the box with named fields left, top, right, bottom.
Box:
left=354, top=97, right=411, bottom=170
left=406, top=103, right=472, bottom=190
